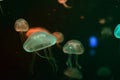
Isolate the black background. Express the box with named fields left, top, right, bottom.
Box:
left=0, top=0, right=120, bottom=80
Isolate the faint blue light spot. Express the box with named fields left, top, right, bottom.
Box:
left=89, top=49, right=96, bottom=56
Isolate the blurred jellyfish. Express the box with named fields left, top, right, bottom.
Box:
left=26, top=27, right=50, bottom=37
left=101, top=27, right=112, bottom=39
left=114, top=24, right=120, bottom=39
left=58, top=0, right=71, bottom=8
left=14, top=18, right=29, bottom=42
left=52, top=31, right=64, bottom=48
left=64, top=67, right=83, bottom=79
left=63, top=40, right=85, bottom=70
left=97, top=66, right=112, bottom=77
left=23, top=31, right=58, bottom=73
left=98, top=18, right=106, bottom=25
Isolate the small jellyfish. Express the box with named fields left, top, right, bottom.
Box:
left=63, top=40, right=85, bottom=69
left=23, top=32, right=58, bottom=73
left=64, top=67, right=83, bottom=79
left=98, top=18, right=106, bottom=25
left=97, top=66, right=112, bottom=77
left=101, top=27, right=112, bottom=39
left=52, top=31, right=64, bottom=48
left=114, top=24, right=120, bottom=39
left=14, top=18, right=29, bottom=42
left=58, top=0, right=71, bottom=8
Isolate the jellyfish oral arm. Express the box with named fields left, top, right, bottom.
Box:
left=66, top=54, right=72, bottom=68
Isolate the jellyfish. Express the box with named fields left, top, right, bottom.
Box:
left=97, top=66, right=112, bottom=78
left=64, top=67, right=83, bottom=80
left=62, top=40, right=84, bottom=79
left=52, top=31, right=64, bottom=49
left=114, top=24, right=120, bottom=39
left=101, top=27, right=112, bottom=39
left=58, top=0, right=71, bottom=8
left=14, top=18, right=29, bottom=42
left=63, top=40, right=84, bottom=69
left=23, top=31, right=58, bottom=73
left=26, top=27, right=50, bottom=37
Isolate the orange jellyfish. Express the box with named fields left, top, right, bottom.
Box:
left=14, top=18, right=29, bottom=42
left=26, top=27, right=50, bottom=37
left=58, top=0, right=71, bottom=8
left=52, top=31, right=64, bottom=49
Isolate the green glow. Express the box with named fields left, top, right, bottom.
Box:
left=63, top=40, right=84, bottom=55
left=97, top=66, right=112, bottom=77
left=23, top=32, right=56, bottom=52
left=64, top=67, right=83, bottom=79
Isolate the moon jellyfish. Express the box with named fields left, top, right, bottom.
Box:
left=97, top=66, right=112, bottom=77
left=23, top=31, right=58, bottom=73
left=14, top=18, right=29, bottom=42
left=101, top=27, right=112, bottom=39
left=52, top=31, right=64, bottom=49
left=58, top=0, right=71, bottom=8
left=64, top=67, right=83, bottom=80
left=114, top=24, right=120, bottom=39
left=63, top=40, right=85, bottom=71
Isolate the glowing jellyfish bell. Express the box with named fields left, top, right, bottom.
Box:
left=23, top=32, right=56, bottom=52
left=52, top=31, right=64, bottom=48
left=23, top=31, right=58, bottom=73
left=58, top=0, right=71, bottom=8
left=63, top=40, right=85, bottom=69
left=14, top=18, right=29, bottom=42
left=114, top=24, right=120, bottom=39
left=64, top=67, right=83, bottom=79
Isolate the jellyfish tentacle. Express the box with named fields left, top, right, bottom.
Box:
left=75, top=54, right=82, bottom=69
left=19, top=32, right=26, bottom=42
left=48, top=47, right=58, bottom=73
left=43, top=48, right=57, bottom=73
left=66, top=54, right=72, bottom=68
left=63, top=3, right=71, bottom=8
left=35, top=51, right=48, bottom=59
left=29, top=53, right=36, bottom=75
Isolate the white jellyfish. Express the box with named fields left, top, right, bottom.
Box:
left=63, top=40, right=84, bottom=79
left=63, top=40, right=84, bottom=69
left=23, top=31, right=58, bottom=73
left=58, top=0, right=72, bottom=8
left=14, top=18, right=29, bottom=43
